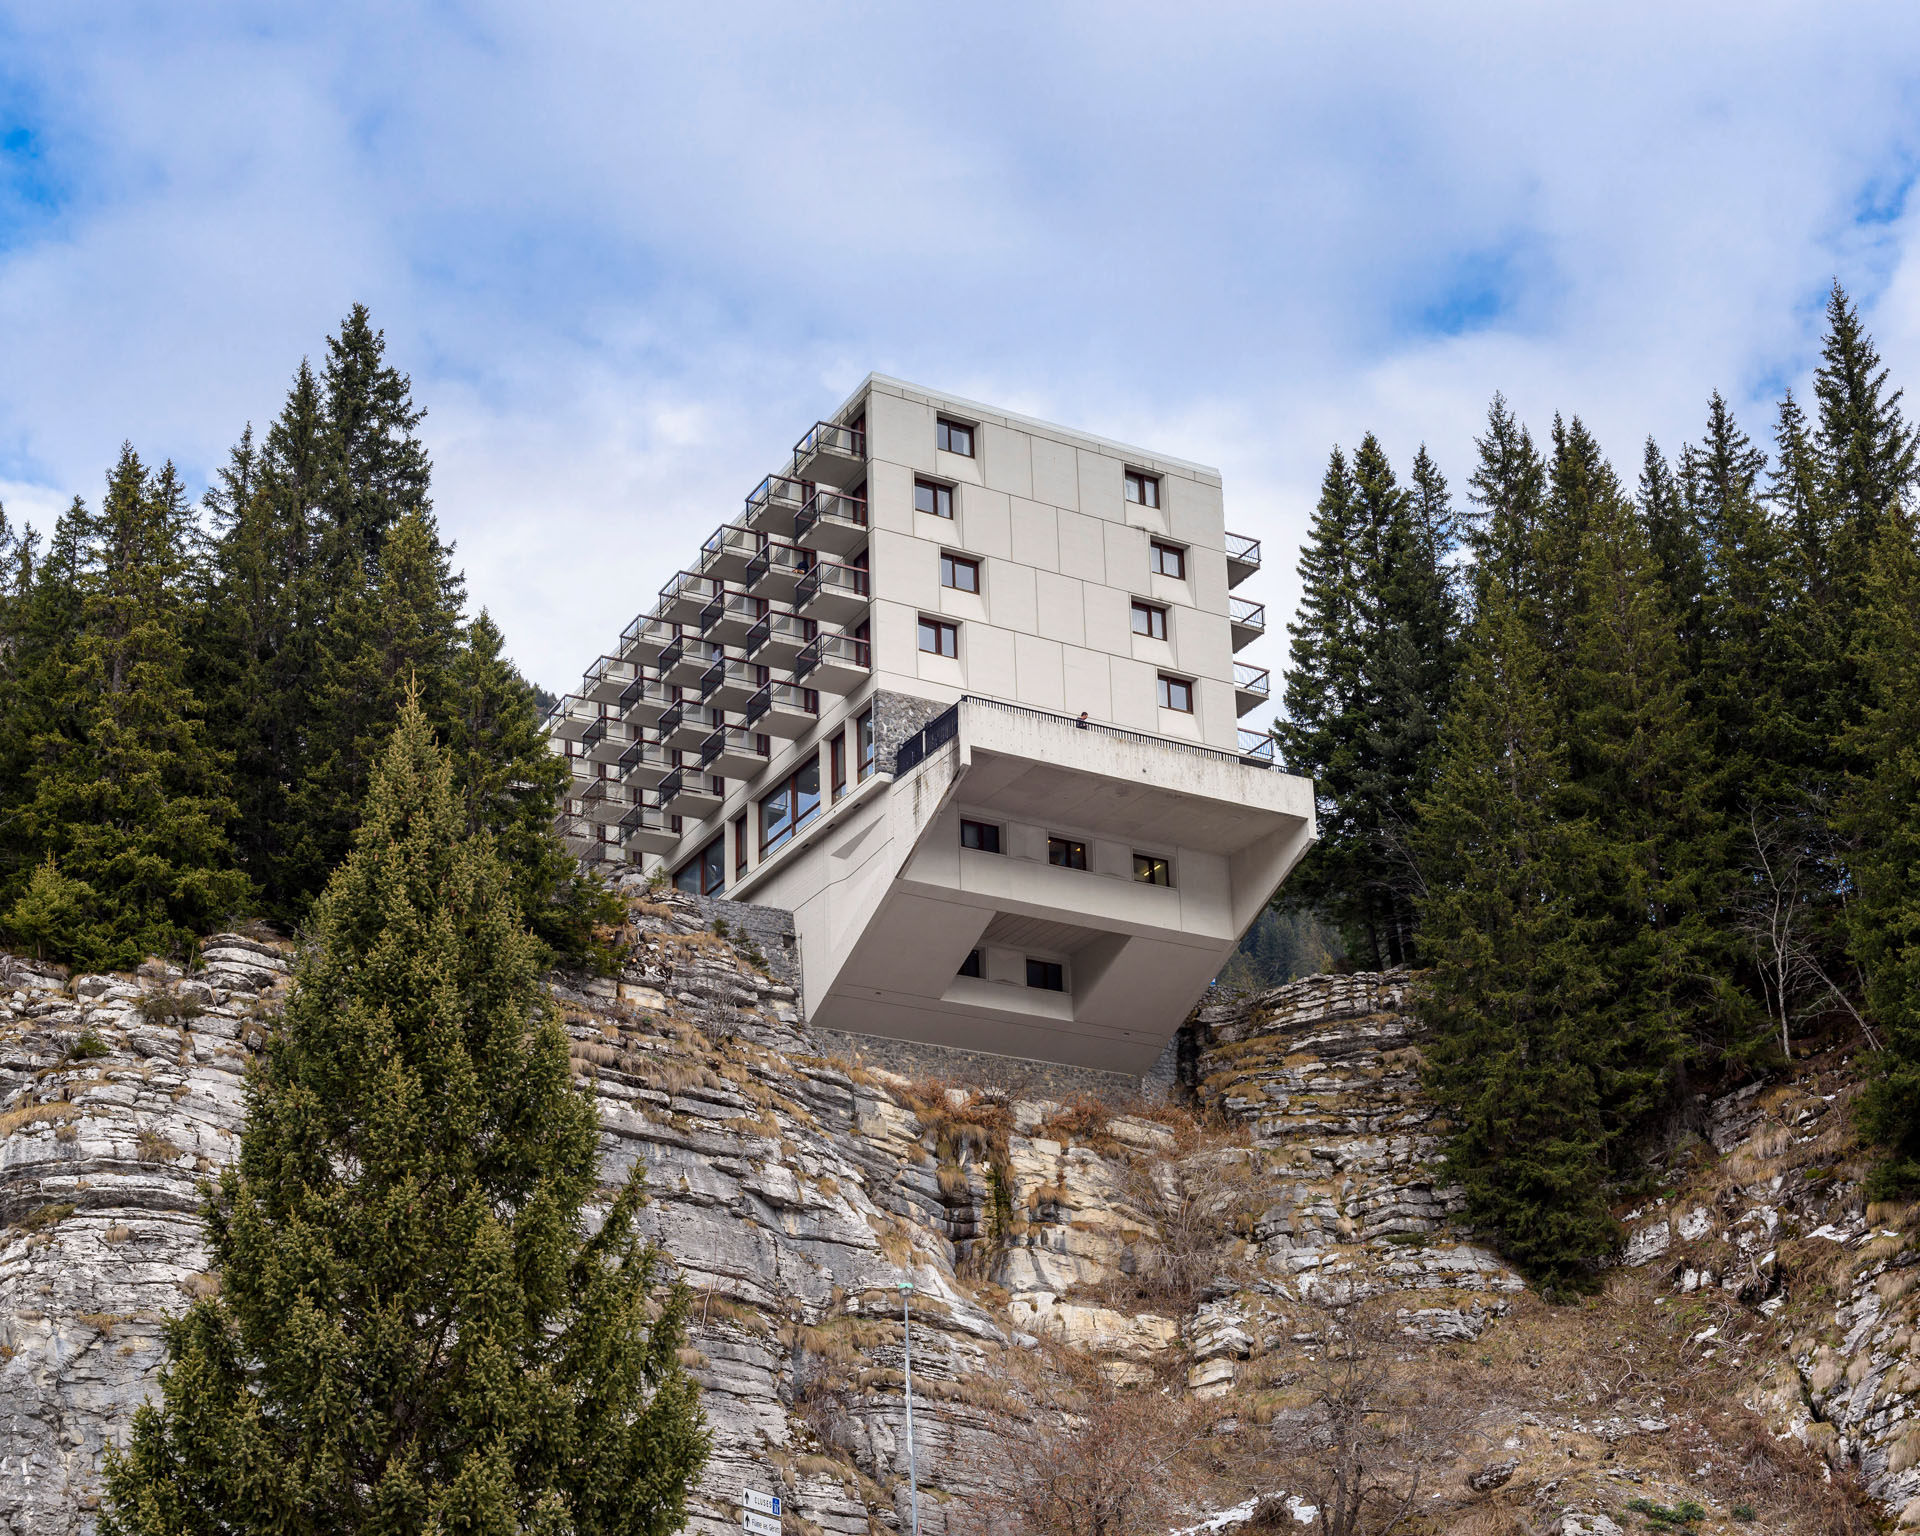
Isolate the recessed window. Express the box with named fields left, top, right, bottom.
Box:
left=958, top=949, right=983, bottom=978
left=1124, top=470, right=1160, bottom=508
left=937, top=418, right=975, bottom=457
left=1133, top=853, right=1172, bottom=887
left=1150, top=540, right=1186, bottom=580
left=760, top=754, right=822, bottom=855
left=734, top=813, right=748, bottom=874
left=857, top=708, right=876, bottom=780
left=918, top=616, right=959, bottom=658
left=1131, top=600, right=1168, bottom=640
left=914, top=478, right=954, bottom=519
left=674, top=836, right=725, bottom=896
left=1047, top=836, right=1087, bottom=870
left=960, top=819, right=1002, bottom=853
left=1026, top=958, right=1065, bottom=992
left=830, top=731, right=847, bottom=801
left=1157, top=674, right=1194, bottom=712
left=941, top=552, right=981, bottom=593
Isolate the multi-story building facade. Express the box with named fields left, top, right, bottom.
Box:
left=547, top=375, right=1315, bottom=1074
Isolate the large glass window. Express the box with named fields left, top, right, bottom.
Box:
left=674, top=837, right=725, bottom=896
left=759, top=755, right=823, bottom=855
left=830, top=732, right=847, bottom=800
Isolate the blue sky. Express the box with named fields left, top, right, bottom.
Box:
left=4, top=3, right=1920, bottom=692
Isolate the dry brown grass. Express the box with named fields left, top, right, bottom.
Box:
left=0, top=1102, right=79, bottom=1137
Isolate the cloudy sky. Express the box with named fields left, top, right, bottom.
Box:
left=4, top=3, right=1920, bottom=694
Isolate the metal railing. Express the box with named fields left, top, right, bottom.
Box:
left=700, top=522, right=763, bottom=570
left=792, top=419, right=866, bottom=467
left=698, top=725, right=769, bottom=773
left=1233, top=662, right=1271, bottom=697
left=1229, top=596, right=1266, bottom=630
left=1237, top=729, right=1276, bottom=765
left=894, top=695, right=1274, bottom=776
left=744, top=681, right=817, bottom=728
left=744, top=540, right=809, bottom=587
left=619, top=673, right=670, bottom=711
left=699, top=589, right=763, bottom=634
left=795, top=489, right=869, bottom=540
left=745, top=474, right=808, bottom=519
left=792, top=631, right=871, bottom=683
left=620, top=613, right=676, bottom=655
left=794, top=560, right=869, bottom=609
left=1225, top=532, right=1262, bottom=567
left=745, top=608, right=809, bottom=657
left=699, top=657, right=764, bottom=700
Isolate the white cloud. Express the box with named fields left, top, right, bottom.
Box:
left=1, top=2, right=1918, bottom=690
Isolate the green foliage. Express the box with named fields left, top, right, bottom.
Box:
left=67, top=1030, right=112, bottom=1062
left=102, top=698, right=707, bottom=1536
left=4, top=856, right=106, bottom=966
left=1216, top=907, right=1344, bottom=993
left=1625, top=1496, right=1706, bottom=1528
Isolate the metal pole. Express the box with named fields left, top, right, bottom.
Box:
left=900, top=1281, right=919, bottom=1536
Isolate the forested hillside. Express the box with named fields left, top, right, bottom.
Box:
left=0, top=306, right=619, bottom=972
left=1276, top=281, right=1920, bottom=1285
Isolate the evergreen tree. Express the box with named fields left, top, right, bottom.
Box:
left=1, top=450, right=247, bottom=967
left=1463, top=393, right=1546, bottom=612
left=1414, top=577, right=1616, bottom=1288
left=321, top=302, right=436, bottom=573
left=103, top=697, right=708, bottom=1535
left=1840, top=509, right=1920, bottom=1194
left=1636, top=438, right=1705, bottom=674
left=450, top=610, right=623, bottom=969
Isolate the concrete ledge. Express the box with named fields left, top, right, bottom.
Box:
left=813, top=1027, right=1144, bottom=1104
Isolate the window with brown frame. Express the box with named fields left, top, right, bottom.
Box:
left=830, top=731, right=847, bottom=801
left=918, top=616, right=959, bottom=658
left=1130, top=599, right=1167, bottom=640
left=1149, top=540, right=1186, bottom=579
left=940, top=552, right=980, bottom=593
left=856, top=708, right=876, bottom=780
left=936, top=418, right=974, bottom=457
left=759, top=755, right=822, bottom=855
left=674, top=837, right=725, bottom=896
left=915, top=479, right=954, bottom=518
left=1124, top=469, right=1160, bottom=508
left=1157, top=673, right=1194, bottom=712
left=733, top=812, right=748, bottom=874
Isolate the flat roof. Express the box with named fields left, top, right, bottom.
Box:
left=830, top=372, right=1223, bottom=484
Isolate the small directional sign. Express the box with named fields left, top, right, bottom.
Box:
left=740, top=1490, right=781, bottom=1519
left=741, top=1512, right=782, bottom=1536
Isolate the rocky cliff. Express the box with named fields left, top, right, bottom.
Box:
left=0, top=897, right=1900, bottom=1536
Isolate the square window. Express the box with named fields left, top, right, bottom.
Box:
left=1130, top=600, right=1167, bottom=640
left=936, top=418, right=975, bottom=457
left=1124, top=470, right=1160, bottom=508
left=1157, top=674, right=1193, bottom=712
left=1133, top=853, right=1172, bottom=886
left=940, top=552, right=980, bottom=593
left=958, top=948, right=983, bottom=978
left=960, top=819, right=1001, bottom=853
left=1150, top=540, right=1186, bottom=580
left=915, top=478, right=954, bottom=518
left=918, top=616, right=959, bottom=658
left=1047, top=836, right=1087, bottom=870
left=1026, top=958, right=1065, bottom=992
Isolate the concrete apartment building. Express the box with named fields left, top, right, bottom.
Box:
left=546, top=376, right=1316, bottom=1074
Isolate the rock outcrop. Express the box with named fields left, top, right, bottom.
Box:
left=1, top=903, right=1902, bottom=1536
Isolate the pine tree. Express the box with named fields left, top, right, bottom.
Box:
left=1636, top=438, right=1707, bottom=677
left=1463, top=393, right=1547, bottom=613
left=1840, top=509, right=1920, bottom=1194
left=102, top=697, right=708, bottom=1535
left=1, top=450, right=248, bottom=967
left=1414, top=577, right=1616, bottom=1287
left=321, top=302, right=436, bottom=572
left=450, top=610, right=622, bottom=968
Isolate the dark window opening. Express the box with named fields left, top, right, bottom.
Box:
left=1047, top=836, right=1087, bottom=870
left=960, top=819, right=1001, bottom=853
left=759, top=755, right=822, bottom=856
left=1026, top=958, right=1065, bottom=992
left=958, top=949, right=983, bottom=979
left=857, top=708, right=876, bottom=779
left=674, top=837, right=725, bottom=896
left=1134, top=853, right=1172, bottom=886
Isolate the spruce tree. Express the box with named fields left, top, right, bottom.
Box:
left=1, top=450, right=247, bottom=967
left=450, top=610, right=623, bottom=969
left=1840, top=509, right=1920, bottom=1194
left=1463, top=393, right=1546, bottom=611
left=1636, top=438, right=1706, bottom=675
left=1414, top=576, right=1616, bottom=1287
left=102, top=697, right=708, bottom=1535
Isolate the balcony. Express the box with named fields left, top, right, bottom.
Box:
left=660, top=700, right=728, bottom=751
left=794, top=560, right=869, bottom=625
left=659, top=571, right=724, bottom=626
left=744, top=539, right=810, bottom=602
left=1238, top=728, right=1277, bottom=769
left=744, top=608, right=811, bottom=666
left=618, top=737, right=675, bottom=787
left=699, top=724, right=770, bottom=779
left=698, top=588, right=765, bottom=647
left=551, top=736, right=592, bottom=788
left=662, top=634, right=724, bottom=686
left=699, top=522, right=765, bottom=584
left=1233, top=662, right=1271, bottom=718
left=744, top=474, right=810, bottom=539
left=792, top=629, right=871, bottom=693
left=794, top=489, right=869, bottom=558
left=620, top=802, right=681, bottom=855
left=698, top=656, right=765, bottom=711
left=619, top=673, right=673, bottom=723
left=657, top=767, right=723, bottom=820
left=791, top=418, right=867, bottom=489
left=586, top=717, right=644, bottom=765
left=546, top=694, right=599, bottom=741
left=581, top=775, right=639, bottom=824
left=1229, top=596, right=1266, bottom=652
left=582, top=654, right=639, bottom=706
left=743, top=680, right=817, bottom=738
left=1226, top=532, right=1262, bottom=589
left=619, top=613, right=678, bottom=664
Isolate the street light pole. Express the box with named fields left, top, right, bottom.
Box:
left=899, top=1281, right=919, bottom=1536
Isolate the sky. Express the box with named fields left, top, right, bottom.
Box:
left=4, top=3, right=1920, bottom=696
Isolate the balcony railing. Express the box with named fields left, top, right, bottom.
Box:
left=1233, top=663, right=1271, bottom=698
left=792, top=419, right=865, bottom=468
left=1237, top=729, right=1276, bottom=767
left=697, top=725, right=771, bottom=775
left=792, top=630, right=871, bottom=685
left=699, top=522, right=764, bottom=578
left=1226, top=532, right=1262, bottom=567
left=620, top=613, right=677, bottom=659
left=744, top=607, right=811, bottom=659
left=744, top=474, right=810, bottom=532
left=793, top=560, right=869, bottom=611
left=1229, top=597, right=1266, bottom=648
left=699, top=589, right=764, bottom=636
left=743, top=680, right=818, bottom=729
left=698, top=656, right=765, bottom=701
left=794, top=489, right=869, bottom=551
left=744, top=539, right=810, bottom=592
left=619, top=673, right=671, bottom=712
